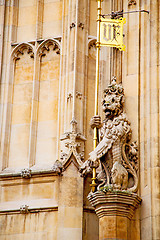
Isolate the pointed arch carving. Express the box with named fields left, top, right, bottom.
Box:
left=88, top=38, right=96, bottom=50
left=37, top=38, right=60, bottom=57
left=61, top=135, right=84, bottom=171
left=62, top=153, right=82, bottom=171
left=11, top=43, right=34, bottom=62
left=33, top=38, right=61, bottom=167
left=2, top=39, right=61, bottom=171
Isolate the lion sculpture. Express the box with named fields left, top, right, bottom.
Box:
left=88, top=77, right=138, bottom=193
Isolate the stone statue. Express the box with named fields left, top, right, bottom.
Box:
left=88, top=77, right=138, bottom=193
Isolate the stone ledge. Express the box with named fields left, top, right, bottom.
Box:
left=88, top=191, right=142, bottom=220
left=0, top=168, right=61, bottom=179
left=0, top=206, right=58, bottom=215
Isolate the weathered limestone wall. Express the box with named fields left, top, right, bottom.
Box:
left=57, top=159, right=83, bottom=240
left=0, top=0, right=98, bottom=239
left=0, top=0, right=159, bottom=239
left=0, top=211, right=58, bottom=239
left=0, top=174, right=59, bottom=239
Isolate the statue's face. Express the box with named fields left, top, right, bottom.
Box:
left=102, top=92, right=124, bottom=118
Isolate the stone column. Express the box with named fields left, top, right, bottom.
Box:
left=57, top=156, right=84, bottom=240
left=88, top=191, right=141, bottom=240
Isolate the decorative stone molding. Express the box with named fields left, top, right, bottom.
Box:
left=12, top=43, right=34, bottom=61
left=20, top=205, right=29, bottom=214
left=76, top=91, right=83, bottom=99
left=88, top=38, right=97, bottom=59
left=83, top=77, right=139, bottom=192
left=60, top=151, right=68, bottom=161
left=21, top=168, right=31, bottom=179
left=128, top=0, right=136, bottom=6
left=88, top=191, right=141, bottom=220
left=0, top=206, right=58, bottom=215
left=78, top=22, right=84, bottom=30
left=52, top=160, right=63, bottom=174
left=0, top=167, right=64, bottom=178
left=38, top=39, right=60, bottom=57
left=60, top=118, right=86, bottom=172
left=67, top=92, right=73, bottom=101
left=79, top=150, right=84, bottom=160
left=88, top=39, right=96, bottom=50
left=11, top=37, right=62, bottom=47
left=70, top=23, right=76, bottom=29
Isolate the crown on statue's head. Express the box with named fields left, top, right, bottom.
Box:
left=103, top=76, right=124, bottom=96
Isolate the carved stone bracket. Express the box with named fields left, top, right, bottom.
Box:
left=52, top=160, right=63, bottom=173
left=88, top=191, right=141, bottom=239
left=20, top=205, right=29, bottom=214
left=88, top=191, right=141, bottom=219
left=21, top=168, right=32, bottom=179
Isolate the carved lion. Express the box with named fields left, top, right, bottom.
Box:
left=102, top=77, right=124, bottom=119
left=111, top=161, right=128, bottom=190
left=88, top=77, right=138, bottom=193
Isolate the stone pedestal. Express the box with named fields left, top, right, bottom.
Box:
left=88, top=191, right=141, bottom=240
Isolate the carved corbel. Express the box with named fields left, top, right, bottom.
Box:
left=21, top=168, right=32, bottom=179
left=52, top=160, right=63, bottom=174
left=20, top=205, right=29, bottom=214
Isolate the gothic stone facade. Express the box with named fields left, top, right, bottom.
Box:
left=0, top=0, right=159, bottom=240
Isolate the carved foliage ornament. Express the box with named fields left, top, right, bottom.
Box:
left=21, top=168, right=31, bottom=179
left=86, top=78, right=139, bottom=193
left=60, top=118, right=86, bottom=171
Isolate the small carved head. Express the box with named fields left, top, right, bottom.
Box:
left=21, top=168, right=31, bottom=179
left=102, top=77, right=124, bottom=119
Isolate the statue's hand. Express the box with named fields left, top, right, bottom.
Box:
left=88, top=158, right=99, bottom=168
left=79, top=158, right=99, bottom=177
left=89, top=151, right=98, bottom=162
left=90, top=115, right=102, bottom=129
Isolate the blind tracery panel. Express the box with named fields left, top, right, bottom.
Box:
left=9, top=44, right=34, bottom=169
left=35, top=40, right=60, bottom=166
left=4, top=39, right=60, bottom=170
